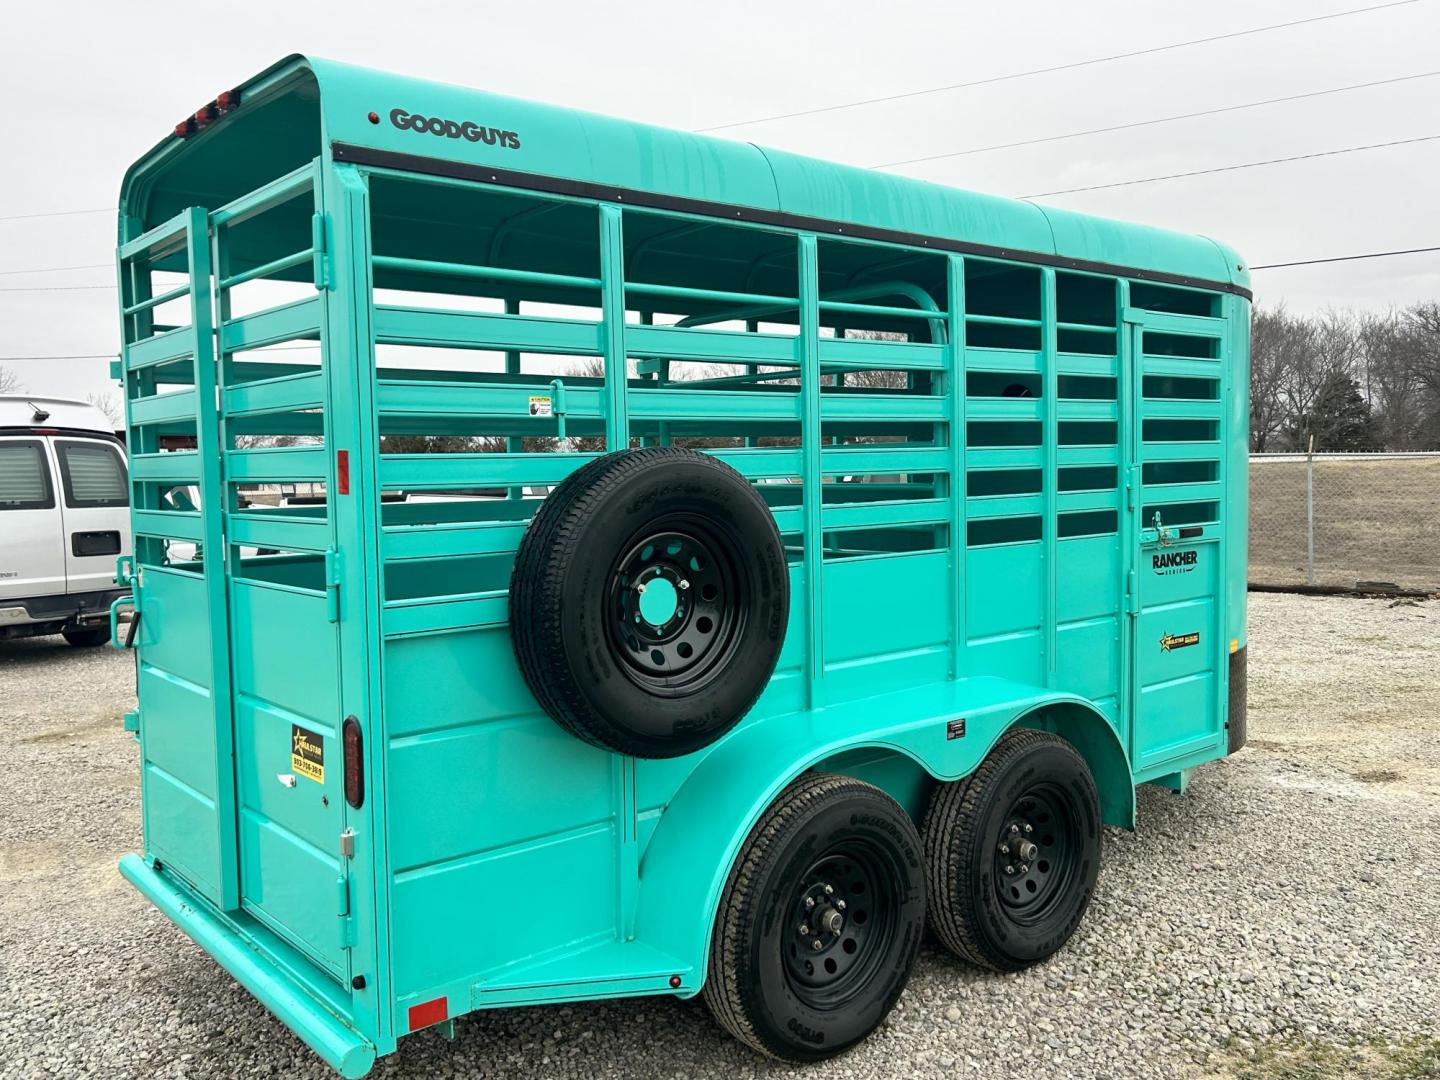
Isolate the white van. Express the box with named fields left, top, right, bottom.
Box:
left=0, top=396, right=131, bottom=646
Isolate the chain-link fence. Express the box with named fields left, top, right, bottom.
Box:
left=1249, top=452, right=1440, bottom=592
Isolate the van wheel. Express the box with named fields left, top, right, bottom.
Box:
left=62, top=626, right=111, bottom=648
left=922, top=729, right=1100, bottom=972
left=702, top=773, right=925, bottom=1062
left=510, top=448, right=788, bottom=759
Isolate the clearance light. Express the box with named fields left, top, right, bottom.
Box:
left=343, top=716, right=364, bottom=809
left=216, top=89, right=241, bottom=113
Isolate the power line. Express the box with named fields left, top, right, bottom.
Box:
left=872, top=69, right=1440, bottom=169
left=695, top=0, right=1422, bottom=131
left=0, top=207, right=110, bottom=224
left=1018, top=133, right=1440, bottom=198
left=0, top=284, right=115, bottom=292
left=0, top=344, right=319, bottom=362
left=1251, top=246, right=1440, bottom=269
left=0, top=263, right=111, bottom=277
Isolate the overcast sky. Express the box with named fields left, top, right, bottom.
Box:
left=1, top=0, right=1436, bottom=405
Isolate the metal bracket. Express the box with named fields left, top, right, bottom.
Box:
left=311, top=212, right=330, bottom=291
left=339, top=827, right=355, bottom=859
left=324, top=549, right=342, bottom=623
left=548, top=378, right=568, bottom=441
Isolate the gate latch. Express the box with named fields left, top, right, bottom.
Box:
left=339, top=827, right=355, bottom=860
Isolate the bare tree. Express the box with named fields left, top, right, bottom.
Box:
left=86, top=391, right=123, bottom=428
left=0, top=365, right=22, bottom=395
left=1249, top=306, right=1311, bottom=452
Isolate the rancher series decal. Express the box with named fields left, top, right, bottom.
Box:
left=1159, top=632, right=1201, bottom=653
left=291, top=725, right=324, bottom=784
left=1152, top=549, right=1199, bottom=576
left=387, top=108, right=521, bottom=149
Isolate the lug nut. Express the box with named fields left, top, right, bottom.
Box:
left=811, top=939, right=823, bottom=951
left=799, top=924, right=810, bottom=935
left=678, top=580, right=690, bottom=591
left=835, top=899, right=846, bottom=911
left=1004, top=864, right=1016, bottom=875
left=823, top=884, right=834, bottom=895
left=998, top=842, right=1010, bottom=855
left=1023, top=823, right=1034, bottom=834
left=1019, top=864, right=1029, bottom=874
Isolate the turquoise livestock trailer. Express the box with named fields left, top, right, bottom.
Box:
left=112, top=56, right=1250, bottom=1076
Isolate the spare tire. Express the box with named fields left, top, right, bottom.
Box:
left=509, top=447, right=789, bottom=758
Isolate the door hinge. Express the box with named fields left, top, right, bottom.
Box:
left=312, top=212, right=330, bottom=291
left=325, top=549, right=341, bottom=623
left=337, top=876, right=357, bottom=949
left=339, top=826, right=355, bottom=859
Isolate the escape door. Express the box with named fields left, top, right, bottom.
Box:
left=1123, top=305, right=1229, bottom=774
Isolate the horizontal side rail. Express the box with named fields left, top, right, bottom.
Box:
left=211, top=164, right=316, bottom=228
left=126, top=328, right=196, bottom=371
left=226, top=447, right=328, bottom=483
left=376, top=379, right=604, bottom=419
left=225, top=371, right=327, bottom=418
left=373, top=306, right=603, bottom=355
left=123, top=282, right=191, bottom=317
left=219, top=249, right=311, bottom=291
left=227, top=514, right=331, bottom=552
left=129, top=390, right=198, bottom=427
left=625, top=324, right=799, bottom=365
left=130, top=452, right=200, bottom=483
left=118, top=211, right=191, bottom=263
left=373, top=255, right=602, bottom=292
left=221, top=297, right=323, bottom=353
left=131, top=509, right=203, bottom=542
left=818, top=337, right=945, bottom=371
left=382, top=520, right=530, bottom=562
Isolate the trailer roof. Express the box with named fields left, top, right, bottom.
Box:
left=119, top=55, right=1250, bottom=297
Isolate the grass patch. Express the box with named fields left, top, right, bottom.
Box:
left=1218, top=1035, right=1440, bottom=1079
left=1353, top=768, right=1404, bottom=784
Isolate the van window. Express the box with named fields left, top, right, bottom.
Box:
left=56, top=440, right=129, bottom=508
left=0, top=440, right=56, bottom=511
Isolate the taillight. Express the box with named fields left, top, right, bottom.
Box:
left=343, top=715, right=364, bottom=809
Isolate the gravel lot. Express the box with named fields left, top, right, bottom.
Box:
left=2, top=592, right=1438, bottom=1079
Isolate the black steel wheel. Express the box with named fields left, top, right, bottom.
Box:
left=922, top=729, right=1101, bottom=972
left=510, top=448, right=788, bottom=758
left=703, top=773, right=926, bottom=1063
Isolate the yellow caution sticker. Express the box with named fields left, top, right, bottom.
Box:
left=528, top=395, right=553, bottom=418
left=291, top=724, right=325, bottom=784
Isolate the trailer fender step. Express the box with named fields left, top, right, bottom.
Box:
left=119, top=854, right=376, bottom=1079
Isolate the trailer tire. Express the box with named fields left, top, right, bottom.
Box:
left=509, top=447, right=788, bottom=758
left=922, top=729, right=1101, bottom=972
left=702, top=772, right=925, bottom=1062
left=62, top=626, right=111, bottom=648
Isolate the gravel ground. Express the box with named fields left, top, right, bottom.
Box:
left=2, top=593, right=1438, bottom=1079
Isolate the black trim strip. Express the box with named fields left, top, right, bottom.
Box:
left=332, top=142, right=1253, bottom=301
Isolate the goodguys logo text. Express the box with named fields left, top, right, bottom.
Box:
left=389, top=108, right=521, bottom=149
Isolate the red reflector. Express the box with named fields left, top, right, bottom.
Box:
left=408, top=997, right=447, bottom=1031
left=217, top=89, right=241, bottom=112
left=343, top=716, right=364, bottom=809
left=174, top=117, right=196, bottom=138
left=194, top=103, right=218, bottom=128
left=336, top=450, right=350, bottom=495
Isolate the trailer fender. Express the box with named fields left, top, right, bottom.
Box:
left=634, top=679, right=1129, bottom=988
left=1012, top=701, right=1136, bottom=830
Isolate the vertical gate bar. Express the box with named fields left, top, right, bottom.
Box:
left=185, top=206, right=240, bottom=911
left=798, top=234, right=824, bottom=708
left=1118, top=282, right=1139, bottom=758
left=600, top=202, right=640, bottom=937
left=504, top=297, right=522, bottom=497
left=599, top=205, right=628, bottom=450
left=743, top=319, right=759, bottom=448
left=328, top=161, right=391, bottom=1047
left=945, top=254, right=966, bottom=679
left=1041, top=268, right=1058, bottom=685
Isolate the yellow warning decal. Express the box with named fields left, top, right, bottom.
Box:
left=291, top=724, right=324, bottom=784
